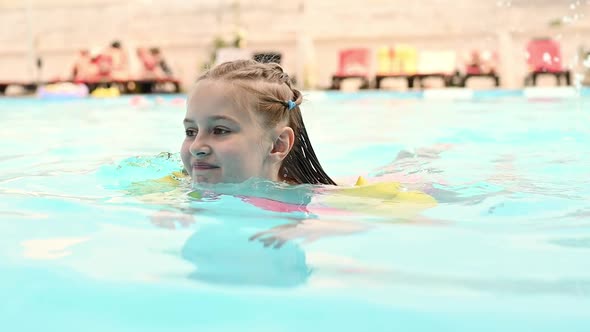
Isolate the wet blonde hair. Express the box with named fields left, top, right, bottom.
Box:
left=196, top=60, right=336, bottom=185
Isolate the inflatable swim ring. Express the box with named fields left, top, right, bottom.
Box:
left=37, top=83, right=89, bottom=99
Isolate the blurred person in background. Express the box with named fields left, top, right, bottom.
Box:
left=106, top=40, right=130, bottom=80
left=71, top=49, right=94, bottom=81
left=137, top=47, right=164, bottom=79
left=150, top=47, right=173, bottom=77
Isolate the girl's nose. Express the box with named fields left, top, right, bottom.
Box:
left=190, top=138, right=212, bottom=158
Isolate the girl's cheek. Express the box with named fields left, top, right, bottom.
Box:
left=180, top=145, right=191, bottom=164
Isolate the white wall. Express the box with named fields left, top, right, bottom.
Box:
left=1, top=0, right=589, bottom=88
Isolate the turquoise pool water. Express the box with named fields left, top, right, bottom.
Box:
left=1, top=92, right=589, bottom=331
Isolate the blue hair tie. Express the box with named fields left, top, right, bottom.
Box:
left=287, top=100, right=296, bottom=111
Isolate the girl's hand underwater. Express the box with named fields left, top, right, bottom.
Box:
left=151, top=210, right=195, bottom=229
left=249, top=219, right=369, bottom=249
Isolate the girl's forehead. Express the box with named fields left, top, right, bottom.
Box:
left=187, top=80, right=257, bottom=124
left=189, top=80, right=233, bottom=104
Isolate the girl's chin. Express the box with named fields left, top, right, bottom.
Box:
left=194, top=175, right=216, bottom=184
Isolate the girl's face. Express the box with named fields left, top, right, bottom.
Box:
left=181, top=80, right=277, bottom=185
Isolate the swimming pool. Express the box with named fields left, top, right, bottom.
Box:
left=1, top=90, right=589, bottom=331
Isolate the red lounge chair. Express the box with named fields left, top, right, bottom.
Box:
left=524, top=38, right=571, bottom=86
left=331, top=48, right=370, bottom=89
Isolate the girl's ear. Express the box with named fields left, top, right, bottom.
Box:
left=270, top=126, right=295, bottom=162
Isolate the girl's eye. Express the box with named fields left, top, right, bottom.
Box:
left=185, top=129, right=197, bottom=137
left=212, top=127, right=230, bottom=135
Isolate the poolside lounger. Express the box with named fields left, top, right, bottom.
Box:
left=524, top=38, right=571, bottom=86
left=330, top=48, right=371, bottom=90
left=376, top=46, right=458, bottom=89
left=375, top=44, right=418, bottom=89
left=0, top=81, right=37, bottom=95
left=413, top=50, right=458, bottom=88
left=460, top=50, right=500, bottom=87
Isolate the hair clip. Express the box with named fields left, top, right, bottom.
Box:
left=287, top=100, right=296, bottom=110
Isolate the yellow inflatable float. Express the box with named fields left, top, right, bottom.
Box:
left=129, top=172, right=436, bottom=218
left=335, top=176, right=436, bottom=203
left=320, top=176, right=437, bottom=218
left=91, top=86, right=120, bottom=98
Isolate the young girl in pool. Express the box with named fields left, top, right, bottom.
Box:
left=181, top=59, right=334, bottom=187
left=147, top=59, right=435, bottom=232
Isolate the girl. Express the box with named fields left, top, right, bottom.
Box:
left=144, top=59, right=435, bottom=235
left=180, top=59, right=434, bottom=205
left=181, top=59, right=335, bottom=186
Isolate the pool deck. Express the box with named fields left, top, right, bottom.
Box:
left=1, top=87, right=589, bottom=102
left=304, top=87, right=590, bottom=101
